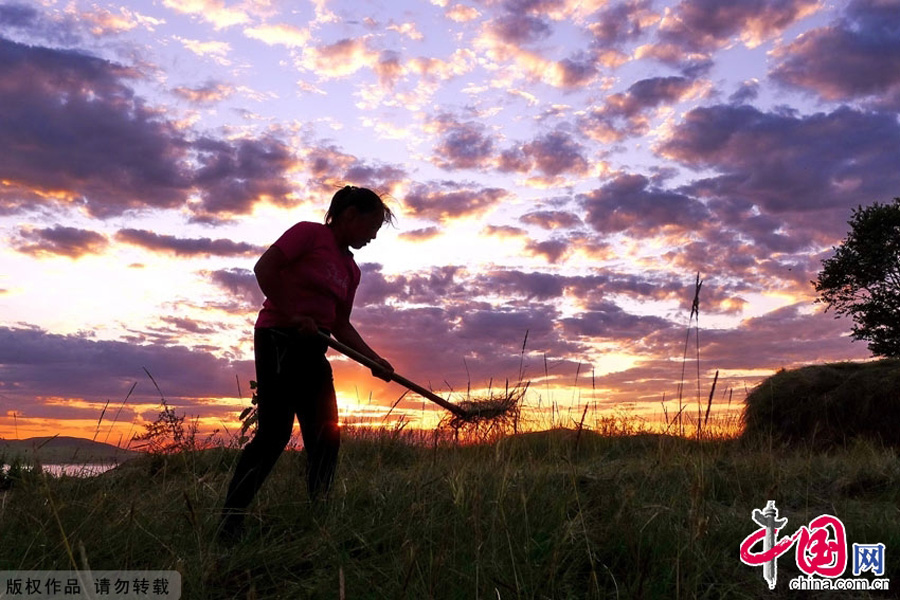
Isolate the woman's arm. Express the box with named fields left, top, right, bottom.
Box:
left=331, top=321, right=394, bottom=381
left=254, top=245, right=318, bottom=334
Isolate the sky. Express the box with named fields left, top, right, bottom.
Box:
left=1, top=0, right=898, bottom=444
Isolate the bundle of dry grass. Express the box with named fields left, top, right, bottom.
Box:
left=441, top=382, right=528, bottom=439
left=741, top=359, right=900, bottom=447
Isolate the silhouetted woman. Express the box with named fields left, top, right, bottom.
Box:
left=220, top=186, right=394, bottom=540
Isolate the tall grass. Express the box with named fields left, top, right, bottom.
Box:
left=1, top=417, right=897, bottom=599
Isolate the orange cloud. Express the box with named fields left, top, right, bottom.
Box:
left=162, top=0, right=249, bottom=29
left=244, top=23, right=311, bottom=47
left=300, top=38, right=380, bottom=78
left=172, top=81, right=234, bottom=104
left=445, top=4, right=481, bottom=22
left=387, top=22, right=424, bottom=41
left=175, top=36, right=232, bottom=66
left=73, top=6, right=150, bottom=36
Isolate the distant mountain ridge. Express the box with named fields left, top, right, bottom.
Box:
left=0, top=436, right=142, bottom=463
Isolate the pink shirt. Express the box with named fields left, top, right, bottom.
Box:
left=255, top=222, right=361, bottom=331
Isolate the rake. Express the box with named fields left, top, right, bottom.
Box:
left=318, top=331, right=520, bottom=422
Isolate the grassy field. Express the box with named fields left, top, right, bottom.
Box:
left=1, top=422, right=897, bottom=599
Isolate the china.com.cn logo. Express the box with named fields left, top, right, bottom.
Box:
left=739, top=501, right=890, bottom=592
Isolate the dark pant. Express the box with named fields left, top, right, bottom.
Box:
left=223, top=328, right=340, bottom=518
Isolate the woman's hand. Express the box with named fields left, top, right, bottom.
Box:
left=290, top=315, right=319, bottom=336
left=370, top=357, right=394, bottom=382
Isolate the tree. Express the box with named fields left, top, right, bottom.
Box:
left=813, top=198, right=900, bottom=358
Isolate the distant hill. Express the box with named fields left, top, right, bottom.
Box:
left=0, top=436, right=142, bottom=464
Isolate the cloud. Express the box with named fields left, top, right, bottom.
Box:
left=0, top=326, right=252, bottom=418
left=161, top=0, right=250, bottom=29
left=561, top=300, right=674, bottom=341
left=588, top=0, right=659, bottom=46
left=525, top=238, right=570, bottom=263
left=489, top=13, right=553, bottom=45
left=659, top=0, right=821, bottom=52
left=480, top=269, right=567, bottom=301
left=158, top=316, right=220, bottom=335
left=474, top=18, right=600, bottom=89
left=445, top=3, right=482, bottom=22
left=581, top=173, right=710, bottom=235
left=0, top=3, right=39, bottom=29
left=520, top=210, right=583, bottom=229
left=300, top=37, right=380, bottom=78
left=243, top=22, right=310, bottom=47
left=76, top=5, right=145, bottom=36
left=0, top=37, right=313, bottom=220
left=403, top=181, right=509, bottom=222
left=172, top=81, right=234, bottom=104
left=174, top=36, right=232, bottom=65
left=295, top=142, right=407, bottom=196
left=386, top=22, right=424, bottom=41
left=637, top=0, right=820, bottom=74
left=398, top=227, right=442, bottom=242
left=658, top=104, right=900, bottom=223
left=579, top=76, right=705, bottom=142
left=12, top=225, right=109, bottom=259
left=729, top=79, right=760, bottom=105
left=482, top=224, right=528, bottom=241
left=208, top=268, right=265, bottom=310
left=0, top=37, right=193, bottom=217
left=0, top=3, right=88, bottom=46
left=431, top=115, right=495, bottom=170
left=501, top=129, right=590, bottom=177
left=115, top=229, right=263, bottom=257
left=192, top=136, right=295, bottom=217
left=698, top=304, right=871, bottom=371
left=770, top=0, right=900, bottom=103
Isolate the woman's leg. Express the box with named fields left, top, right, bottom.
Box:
left=222, top=329, right=297, bottom=520
left=296, top=352, right=340, bottom=501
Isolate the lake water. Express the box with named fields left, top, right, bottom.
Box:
left=2, top=463, right=119, bottom=477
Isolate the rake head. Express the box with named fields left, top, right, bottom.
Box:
left=443, top=382, right=528, bottom=430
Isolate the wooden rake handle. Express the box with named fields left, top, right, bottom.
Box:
left=317, top=330, right=468, bottom=418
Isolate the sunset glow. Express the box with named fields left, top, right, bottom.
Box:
left=2, top=0, right=897, bottom=446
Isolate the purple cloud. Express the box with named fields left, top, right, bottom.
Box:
left=770, top=0, right=900, bottom=103
left=501, top=130, right=590, bottom=177
left=581, top=173, right=710, bottom=234
left=561, top=300, right=673, bottom=341
left=0, top=37, right=306, bottom=221
left=0, top=325, right=252, bottom=419
left=520, top=210, right=583, bottom=229
left=403, top=181, right=508, bottom=222
left=432, top=120, right=495, bottom=170
left=0, top=38, right=192, bottom=217
left=13, top=225, right=109, bottom=258
left=490, top=13, right=552, bottom=45
left=580, top=76, right=699, bottom=141
left=115, top=229, right=263, bottom=257
left=660, top=104, right=900, bottom=221
left=208, top=268, right=265, bottom=309
left=524, top=130, right=589, bottom=177
left=638, top=0, right=819, bottom=74
left=192, top=136, right=294, bottom=217
left=0, top=3, right=38, bottom=28
left=588, top=0, right=656, bottom=46
left=555, top=53, right=598, bottom=88
left=660, top=0, right=820, bottom=53
left=526, top=239, right=570, bottom=263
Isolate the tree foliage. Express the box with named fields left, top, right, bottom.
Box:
left=813, top=198, right=900, bottom=357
